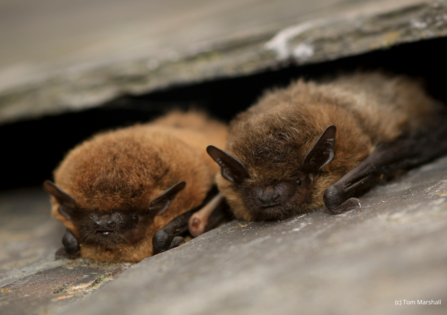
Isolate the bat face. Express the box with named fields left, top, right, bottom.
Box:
left=236, top=177, right=309, bottom=221
left=75, top=209, right=147, bottom=248
left=207, top=126, right=336, bottom=221
left=44, top=180, right=186, bottom=249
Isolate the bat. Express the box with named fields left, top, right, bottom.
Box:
left=44, top=110, right=228, bottom=262
left=205, top=72, right=447, bottom=221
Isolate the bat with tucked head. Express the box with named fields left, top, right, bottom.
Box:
left=205, top=72, right=447, bottom=221
left=44, top=110, right=228, bottom=262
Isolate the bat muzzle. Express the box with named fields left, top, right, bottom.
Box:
left=253, top=181, right=296, bottom=208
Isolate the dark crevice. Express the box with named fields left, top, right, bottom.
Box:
left=1, top=37, right=447, bottom=191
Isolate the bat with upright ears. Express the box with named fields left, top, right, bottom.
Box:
left=205, top=72, right=447, bottom=222
left=44, top=110, right=228, bottom=262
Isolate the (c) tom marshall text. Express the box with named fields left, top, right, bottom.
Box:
left=400, top=300, right=441, bottom=305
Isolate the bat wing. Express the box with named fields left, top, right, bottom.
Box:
left=324, top=110, right=447, bottom=214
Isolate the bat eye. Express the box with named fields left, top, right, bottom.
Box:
left=296, top=179, right=302, bottom=186
left=132, top=215, right=139, bottom=222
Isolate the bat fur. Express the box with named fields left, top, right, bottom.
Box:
left=208, top=72, right=443, bottom=221
left=46, top=110, right=227, bottom=262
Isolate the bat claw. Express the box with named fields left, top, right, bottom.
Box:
left=152, top=210, right=193, bottom=255
left=153, top=231, right=186, bottom=254
left=170, top=236, right=185, bottom=249
left=329, top=197, right=361, bottom=215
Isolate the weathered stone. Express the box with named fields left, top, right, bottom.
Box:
left=1, top=0, right=446, bottom=125
left=1, top=155, right=446, bottom=315
left=0, top=188, right=130, bottom=315
left=44, top=155, right=447, bottom=315
left=51, top=156, right=447, bottom=315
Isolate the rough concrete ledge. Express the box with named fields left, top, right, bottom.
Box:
left=1, top=0, right=446, bottom=125
left=53, top=156, right=447, bottom=315
left=1, top=155, right=446, bottom=315
left=0, top=189, right=130, bottom=315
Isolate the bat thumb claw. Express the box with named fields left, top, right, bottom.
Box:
left=329, top=197, right=361, bottom=215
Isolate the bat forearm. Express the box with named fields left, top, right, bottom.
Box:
left=325, top=112, right=447, bottom=213
left=204, top=198, right=231, bottom=233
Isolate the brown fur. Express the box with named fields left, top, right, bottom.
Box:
left=50, top=110, right=227, bottom=262
left=216, top=72, right=438, bottom=221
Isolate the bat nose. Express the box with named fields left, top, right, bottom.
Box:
left=93, top=216, right=118, bottom=233
left=254, top=182, right=297, bottom=208
left=256, top=186, right=281, bottom=207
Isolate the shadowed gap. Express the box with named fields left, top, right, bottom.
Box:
left=0, top=37, right=446, bottom=191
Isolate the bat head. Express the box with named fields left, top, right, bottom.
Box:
left=207, top=126, right=336, bottom=221
left=44, top=180, right=186, bottom=248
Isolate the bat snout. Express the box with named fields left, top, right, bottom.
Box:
left=253, top=182, right=296, bottom=208
left=93, top=220, right=116, bottom=228
left=255, top=187, right=280, bottom=207
left=90, top=213, right=126, bottom=236
left=93, top=218, right=117, bottom=235
left=80, top=212, right=142, bottom=246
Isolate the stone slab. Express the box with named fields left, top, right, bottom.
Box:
left=1, top=156, right=446, bottom=314
left=1, top=0, right=447, bottom=124
left=0, top=188, right=130, bottom=315
left=51, top=155, right=447, bottom=315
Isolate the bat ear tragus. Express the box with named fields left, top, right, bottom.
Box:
left=206, top=145, right=250, bottom=184
left=149, top=181, right=186, bottom=216
left=303, top=125, right=336, bottom=174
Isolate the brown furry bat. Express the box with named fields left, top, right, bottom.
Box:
left=206, top=72, right=447, bottom=221
left=44, top=110, right=227, bottom=262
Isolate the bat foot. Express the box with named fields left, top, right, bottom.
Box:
left=328, top=197, right=361, bottom=215
left=188, top=193, right=227, bottom=237
left=55, top=247, right=80, bottom=260
left=153, top=231, right=186, bottom=254
left=58, top=228, right=80, bottom=260
left=153, top=210, right=193, bottom=255
left=170, top=236, right=185, bottom=248
left=189, top=216, right=205, bottom=237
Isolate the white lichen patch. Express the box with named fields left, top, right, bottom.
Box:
left=264, top=19, right=326, bottom=59
left=293, top=44, right=314, bottom=61
left=411, top=20, right=427, bottom=29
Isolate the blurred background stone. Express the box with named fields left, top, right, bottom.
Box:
left=1, top=0, right=446, bottom=124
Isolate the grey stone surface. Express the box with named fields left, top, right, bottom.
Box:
left=49, top=155, right=447, bottom=315
left=1, top=156, right=445, bottom=314
left=1, top=0, right=447, bottom=125
left=0, top=188, right=130, bottom=315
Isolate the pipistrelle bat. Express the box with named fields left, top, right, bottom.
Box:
left=44, top=110, right=228, bottom=262
left=206, top=72, right=447, bottom=221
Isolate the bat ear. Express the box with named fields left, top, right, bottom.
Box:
left=149, top=181, right=186, bottom=215
left=43, top=180, right=76, bottom=220
left=303, top=125, right=336, bottom=174
left=207, top=145, right=249, bottom=184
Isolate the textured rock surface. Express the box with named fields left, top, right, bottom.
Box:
left=0, top=189, right=130, bottom=315
left=1, top=156, right=446, bottom=315
left=1, top=0, right=447, bottom=124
